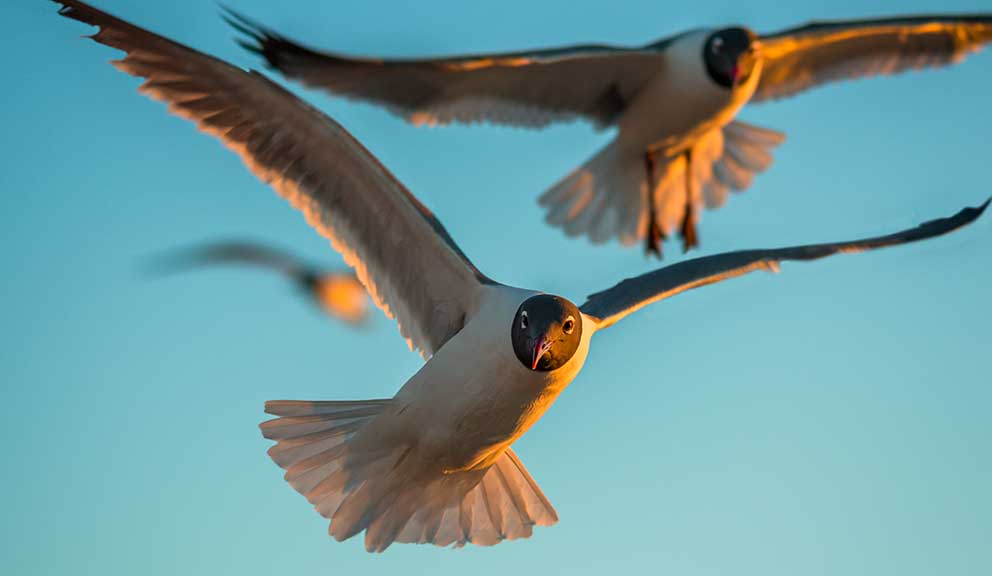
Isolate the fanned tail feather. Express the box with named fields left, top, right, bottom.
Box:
left=261, top=399, right=557, bottom=552
left=539, top=124, right=784, bottom=252
left=539, top=138, right=646, bottom=246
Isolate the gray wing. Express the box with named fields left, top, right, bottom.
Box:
left=753, top=14, right=992, bottom=102
left=225, top=9, right=677, bottom=129
left=581, top=199, right=989, bottom=329
left=147, top=240, right=371, bottom=325
left=55, top=0, right=491, bottom=358
left=148, top=240, right=309, bottom=278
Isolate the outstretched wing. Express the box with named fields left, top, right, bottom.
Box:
left=54, top=0, right=492, bottom=358
left=148, top=240, right=310, bottom=278
left=147, top=240, right=370, bottom=325
left=753, top=14, right=992, bottom=102
left=581, top=200, right=988, bottom=329
left=225, top=9, right=677, bottom=128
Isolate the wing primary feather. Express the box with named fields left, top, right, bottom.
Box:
left=755, top=14, right=992, bottom=101
left=582, top=198, right=989, bottom=329
left=221, top=7, right=670, bottom=128
left=52, top=0, right=490, bottom=357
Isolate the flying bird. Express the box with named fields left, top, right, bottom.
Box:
left=148, top=241, right=370, bottom=325
left=226, top=10, right=992, bottom=256
left=52, top=0, right=988, bottom=552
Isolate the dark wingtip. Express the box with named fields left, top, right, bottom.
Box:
left=136, top=248, right=214, bottom=280
left=221, top=14, right=262, bottom=44
left=234, top=38, right=264, bottom=56
left=218, top=4, right=292, bottom=69
left=54, top=1, right=85, bottom=24
left=949, top=196, right=990, bottom=227
left=219, top=5, right=268, bottom=44
left=978, top=196, right=991, bottom=213
left=905, top=196, right=990, bottom=244
left=217, top=3, right=263, bottom=31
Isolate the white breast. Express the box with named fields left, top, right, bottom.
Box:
left=384, top=284, right=593, bottom=471
left=618, top=30, right=761, bottom=156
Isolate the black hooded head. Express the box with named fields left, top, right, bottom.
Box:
left=703, top=27, right=759, bottom=89
left=511, top=295, right=583, bottom=372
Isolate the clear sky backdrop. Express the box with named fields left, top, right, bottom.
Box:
left=4, top=1, right=991, bottom=574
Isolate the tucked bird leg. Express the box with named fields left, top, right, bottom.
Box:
left=643, top=151, right=665, bottom=258
left=680, top=149, right=699, bottom=253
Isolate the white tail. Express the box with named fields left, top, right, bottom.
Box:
left=538, top=122, right=785, bottom=251
left=539, top=138, right=646, bottom=246
left=261, top=399, right=558, bottom=552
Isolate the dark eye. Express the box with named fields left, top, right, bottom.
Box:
left=711, top=37, right=723, bottom=53
left=562, top=316, right=575, bottom=335
left=520, top=311, right=529, bottom=330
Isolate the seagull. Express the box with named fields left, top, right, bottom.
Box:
left=52, top=0, right=988, bottom=552
left=147, top=240, right=370, bottom=325
left=226, top=9, right=992, bottom=257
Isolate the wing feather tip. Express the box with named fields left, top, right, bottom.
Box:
left=942, top=196, right=990, bottom=230
left=977, top=195, right=991, bottom=213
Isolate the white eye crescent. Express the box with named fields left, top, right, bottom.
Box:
left=562, top=315, right=575, bottom=335
left=520, top=311, right=529, bottom=330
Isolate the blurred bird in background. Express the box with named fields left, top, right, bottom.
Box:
left=148, top=240, right=370, bottom=325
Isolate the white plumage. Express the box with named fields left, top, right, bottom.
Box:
left=53, top=0, right=989, bottom=553
left=231, top=11, right=992, bottom=255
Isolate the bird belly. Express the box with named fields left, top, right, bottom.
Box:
left=358, top=287, right=590, bottom=474
left=618, top=31, right=758, bottom=158
left=619, top=76, right=730, bottom=155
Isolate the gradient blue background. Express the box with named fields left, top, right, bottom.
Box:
left=4, top=1, right=991, bottom=574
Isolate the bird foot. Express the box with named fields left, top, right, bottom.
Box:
left=680, top=207, right=699, bottom=253
left=644, top=220, right=666, bottom=258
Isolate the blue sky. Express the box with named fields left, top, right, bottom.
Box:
left=4, top=0, right=991, bottom=574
